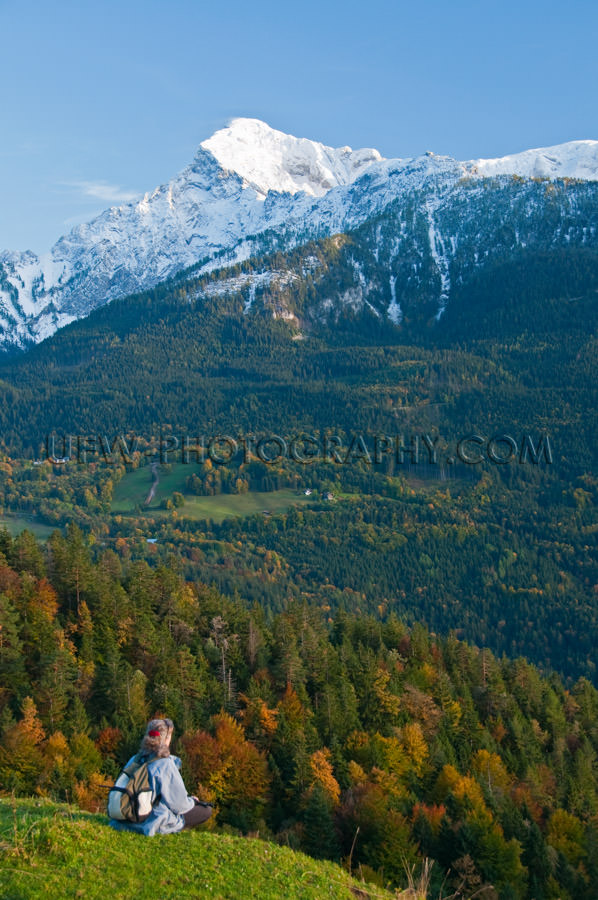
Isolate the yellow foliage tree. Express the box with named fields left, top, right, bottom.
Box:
left=472, top=749, right=512, bottom=796
left=18, top=696, right=46, bottom=745
left=28, top=578, right=59, bottom=623
left=308, top=748, right=340, bottom=805
left=74, top=771, right=109, bottom=813
left=276, top=683, right=306, bottom=730
left=371, top=766, right=406, bottom=801
left=400, top=722, right=429, bottom=776
left=436, top=764, right=487, bottom=816
left=372, top=667, right=400, bottom=717
left=347, top=760, right=367, bottom=785
left=238, top=694, right=278, bottom=747
left=376, top=734, right=408, bottom=779
left=547, top=809, right=586, bottom=865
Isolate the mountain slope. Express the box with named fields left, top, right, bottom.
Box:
left=1, top=223, right=597, bottom=493
left=199, top=178, right=598, bottom=328
left=1, top=119, right=597, bottom=350
left=0, top=222, right=596, bottom=682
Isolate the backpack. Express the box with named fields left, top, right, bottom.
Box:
left=107, top=754, right=157, bottom=823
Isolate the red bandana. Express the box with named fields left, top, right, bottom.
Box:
left=149, top=730, right=161, bottom=737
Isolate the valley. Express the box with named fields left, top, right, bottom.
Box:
left=1, top=118, right=597, bottom=898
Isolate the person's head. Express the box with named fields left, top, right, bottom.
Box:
left=139, top=717, right=174, bottom=758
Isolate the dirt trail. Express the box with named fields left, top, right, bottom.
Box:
left=145, top=462, right=159, bottom=505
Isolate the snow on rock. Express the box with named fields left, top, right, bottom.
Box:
left=201, top=118, right=382, bottom=198
left=426, top=197, right=451, bottom=320
left=387, top=275, right=402, bottom=325
left=196, top=269, right=299, bottom=316
left=1, top=120, right=598, bottom=349
left=468, top=140, right=598, bottom=181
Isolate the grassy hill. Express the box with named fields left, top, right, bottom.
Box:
left=0, top=798, right=400, bottom=900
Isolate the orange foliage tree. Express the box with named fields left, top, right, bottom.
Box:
left=181, top=712, right=271, bottom=830
left=0, top=696, right=45, bottom=792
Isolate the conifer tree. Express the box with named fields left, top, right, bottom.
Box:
left=302, top=782, right=341, bottom=860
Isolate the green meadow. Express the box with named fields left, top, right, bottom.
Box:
left=0, top=515, right=55, bottom=541
left=111, top=464, right=314, bottom=523
left=0, top=798, right=397, bottom=900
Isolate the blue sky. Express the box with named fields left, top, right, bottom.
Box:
left=1, top=0, right=597, bottom=252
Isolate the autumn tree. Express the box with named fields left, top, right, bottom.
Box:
left=181, top=712, right=271, bottom=831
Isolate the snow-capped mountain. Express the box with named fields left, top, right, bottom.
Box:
left=1, top=119, right=598, bottom=350
left=470, top=140, right=598, bottom=180
left=201, top=117, right=383, bottom=197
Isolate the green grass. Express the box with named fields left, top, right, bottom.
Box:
left=0, top=798, right=395, bottom=900
left=111, top=464, right=177, bottom=511
left=111, top=465, right=313, bottom=523
left=0, top=515, right=56, bottom=541
left=111, top=463, right=210, bottom=511
left=166, top=488, right=311, bottom=523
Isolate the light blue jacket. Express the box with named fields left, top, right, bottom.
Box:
left=109, top=754, right=195, bottom=836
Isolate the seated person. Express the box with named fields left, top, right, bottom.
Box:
left=109, top=717, right=212, bottom=835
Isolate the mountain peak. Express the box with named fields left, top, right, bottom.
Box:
left=468, top=139, right=598, bottom=180
left=3, top=121, right=598, bottom=351
left=199, top=117, right=383, bottom=198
